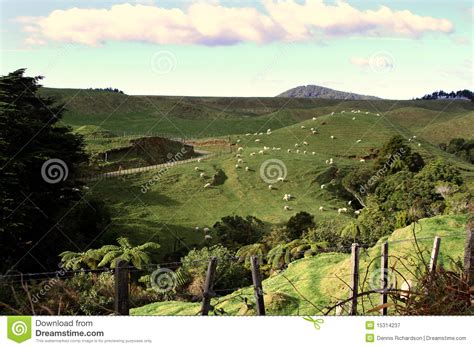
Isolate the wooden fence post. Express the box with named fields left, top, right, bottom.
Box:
left=114, top=259, right=129, bottom=315
left=429, top=236, right=441, bottom=274
left=380, top=242, right=389, bottom=315
left=350, top=243, right=360, bottom=315
left=201, top=257, right=218, bottom=316
left=463, top=217, right=474, bottom=286
left=250, top=256, right=265, bottom=316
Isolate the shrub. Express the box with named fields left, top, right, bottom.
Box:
left=286, top=211, right=315, bottom=240
left=212, top=215, right=264, bottom=250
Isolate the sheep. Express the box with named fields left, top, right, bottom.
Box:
left=254, top=132, right=258, bottom=135
left=194, top=166, right=200, bottom=171
left=250, top=152, right=256, bottom=156
left=197, top=158, right=202, bottom=163
left=319, top=206, right=324, bottom=211
left=283, top=194, right=290, bottom=201
left=354, top=210, right=361, bottom=215
left=237, top=158, right=244, bottom=163
left=325, top=159, right=329, bottom=164
left=195, top=226, right=200, bottom=231
left=303, top=141, right=308, bottom=145
left=263, top=146, right=270, bottom=150
left=312, top=130, right=317, bottom=134
left=303, top=150, right=307, bottom=154
left=258, top=150, right=265, bottom=155
left=268, top=185, right=273, bottom=190
left=246, top=133, right=251, bottom=136
left=329, top=158, right=334, bottom=165
left=267, top=128, right=272, bottom=133
left=255, top=139, right=261, bottom=143
left=287, top=149, right=291, bottom=153
left=312, top=117, right=317, bottom=120
left=376, top=113, right=380, bottom=116
left=276, top=147, right=281, bottom=151
left=272, top=147, right=276, bottom=150
left=296, top=149, right=300, bottom=154
left=199, top=172, right=205, bottom=178
left=338, top=208, right=348, bottom=214
left=294, top=143, right=299, bottom=147
left=312, top=152, right=316, bottom=155
left=258, top=132, right=264, bottom=135
left=237, top=147, right=244, bottom=152
left=245, top=166, right=250, bottom=171
left=417, top=143, right=421, bottom=147
left=412, top=135, right=417, bottom=139
left=204, top=234, right=212, bottom=240
left=236, top=139, right=241, bottom=143
left=360, top=159, right=366, bottom=162
left=352, top=117, right=356, bottom=120
left=356, top=139, right=362, bottom=143
left=284, top=205, right=291, bottom=211
left=277, top=177, right=285, bottom=182
left=348, top=200, right=352, bottom=205
left=330, top=112, right=334, bottom=116
left=301, top=125, right=306, bottom=129
left=320, top=184, right=325, bottom=189
left=365, top=112, right=369, bottom=114
left=203, top=227, right=210, bottom=233
left=330, top=135, right=335, bottom=139
left=236, top=154, right=242, bottom=158
left=235, top=164, right=240, bottom=168
left=204, top=183, right=211, bottom=188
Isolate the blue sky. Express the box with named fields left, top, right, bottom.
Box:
left=1, top=0, right=472, bottom=99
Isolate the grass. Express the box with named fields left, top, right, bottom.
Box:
left=131, top=214, right=468, bottom=315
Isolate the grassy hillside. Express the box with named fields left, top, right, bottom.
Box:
left=86, top=110, right=473, bottom=258
left=131, top=214, right=468, bottom=316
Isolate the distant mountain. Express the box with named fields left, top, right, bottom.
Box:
left=277, top=85, right=381, bottom=100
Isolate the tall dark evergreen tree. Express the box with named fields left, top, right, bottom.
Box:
left=0, top=69, right=102, bottom=273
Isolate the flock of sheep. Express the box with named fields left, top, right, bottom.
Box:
left=191, top=110, right=372, bottom=228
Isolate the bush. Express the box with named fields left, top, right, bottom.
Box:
left=180, top=245, right=251, bottom=298
left=212, top=215, right=264, bottom=250
left=286, top=212, right=315, bottom=240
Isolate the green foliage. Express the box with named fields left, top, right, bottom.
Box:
left=286, top=211, right=315, bottom=240
left=96, top=237, right=160, bottom=269
left=0, top=69, right=93, bottom=272
left=180, top=245, right=251, bottom=295
left=212, top=215, right=264, bottom=250
left=235, top=243, right=268, bottom=266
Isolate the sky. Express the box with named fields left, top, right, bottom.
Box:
left=0, top=0, right=473, bottom=99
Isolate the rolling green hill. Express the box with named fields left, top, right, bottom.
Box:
left=131, top=214, right=468, bottom=315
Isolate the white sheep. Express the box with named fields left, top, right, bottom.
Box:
left=330, top=112, right=334, bottom=116
left=330, top=135, right=335, bottom=139
left=325, top=159, right=329, bottom=164
left=276, top=147, right=281, bottom=151
left=352, top=117, right=356, bottom=120
left=204, top=234, right=212, bottom=240
left=259, top=132, right=264, bottom=135
left=303, top=150, right=307, bottom=154
left=365, top=112, right=369, bottom=114
left=200, top=172, right=205, bottom=178
left=348, top=200, right=352, bottom=205
left=359, top=158, right=366, bottom=162
left=268, top=185, right=273, bottom=190
left=354, top=210, right=361, bottom=215
left=236, top=139, right=241, bottom=143
left=284, top=205, right=291, bottom=211
left=417, top=143, right=421, bottom=147
left=267, top=128, right=272, bottom=133
left=329, top=158, right=334, bottom=165
left=294, top=143, right=299, bottom=147
left=338, top=208, right=348, bottom=214
left=203, top=227, right=210, bottom=233
left=287, top=149, right=291, bottom=153
left=320, top=184, right=325, bottom=189
left=263, top=146, right=270, bottom=150
left=301, top=125, right=306, bottom=129
left=250, top=152, right=256, bottom=156
left=237, top=158, right=244, bottom=163
left=255, top=139, right=261, bottom=143
left=194, top=166, right=200, bottom=171
left=376, top=113, right=380, bottom=116
left=283, top=194, right=291, bottom=201
left=195, top=226, right=200, bottom=231
left=245, top=166, right=250, bottom=171
left=296, top=149, right=300, bottom=154
left=312, top=130, right=317, bottom=134
left=312, top=117, right=317, bottom=120
left=237, top=147, right=244, bottom=152
left=356, top=139, right=361, bottom=143
left=303, top=141, right=308, bottom=145
left=204, top=183, right=211, bottom=188
left=258, top=150, right=265, bottom=155
left=236, top=154, right=242, bottom=158
left=312, top=152, right=316, bottom=155
left=246, top=133, right=251, bottom=136
left=235, top=164, right=240, bottom=168
left=319, top=206, right=324, bottom=211
left=277, top=177, right=285, bottom=182
left=197, top=158, right=202, bottom=163
left=413, top=135, right=417, bottom=139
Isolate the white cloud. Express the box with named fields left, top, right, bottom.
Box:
left=17, top=1, right=455, bottom=46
